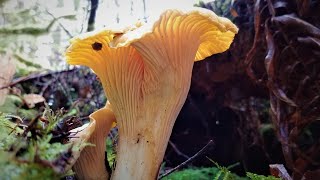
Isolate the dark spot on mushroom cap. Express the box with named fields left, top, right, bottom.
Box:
left=92, top=42, right=103, bottom=51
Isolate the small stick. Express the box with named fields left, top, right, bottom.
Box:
left=169, top=140, right=190, bottom=159
left=158, top=140, right=214, bottom=179
left=45, top=9, right=73, bottom=38
left=21, top=115, right=41, bottom=137
left=0, top=69, right=75, bottom=90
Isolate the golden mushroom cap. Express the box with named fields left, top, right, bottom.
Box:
left=110, top=7, right=238, bottom=61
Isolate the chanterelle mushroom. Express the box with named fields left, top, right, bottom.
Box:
left=66, top=7, right=238, bottom=180
left=69, top=102, right=115, bottom=180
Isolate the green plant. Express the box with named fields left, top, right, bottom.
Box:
left=161, top=158, right=280, bottom=180
left=162, top=167, right=226, bottom=180
left=0, top=107, right=84, bottom=179
left=106, top=136, right=117, bottom=168
left=246, top=172, right=280, bottom=180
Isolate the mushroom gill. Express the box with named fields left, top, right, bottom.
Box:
left=66, top=7, right=238, bottom=180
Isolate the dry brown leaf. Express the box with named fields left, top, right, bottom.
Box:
left=23, top=93, right=45, bottom=108
left=0, top=53, right=16, bottom=105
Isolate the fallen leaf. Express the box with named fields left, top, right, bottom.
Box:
left=0, top=53, right=16, bottom=105
left=23, top=94, right=45, bottom=108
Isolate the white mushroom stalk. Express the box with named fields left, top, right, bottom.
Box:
left=66, top=7, right=238, bottom=180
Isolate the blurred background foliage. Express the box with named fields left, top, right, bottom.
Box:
left=0, top=0, right=88, bottom=72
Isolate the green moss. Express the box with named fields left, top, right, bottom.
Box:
left=0, top=95, right=39, bottom=120
left=106, top=137, right=117, bottom=168
left=0, top=95, right=23, bottom=114
left=0, top=151, right=59, bottom=180
left=161, top=158, right=280, bottom=180
left=0, top=114, right=23, bottom=150
left=0, top=14, right=76, bottom=35
left=162, top=167, right=230, bottom=180
left=246, top=172, right=280, bottom=180
left=0, top=108, right=83, bottom=179
left=14, top=53, right=42, bottom=69
left=35, top=135, right=70, bottom=161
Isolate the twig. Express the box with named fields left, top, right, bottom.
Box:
left=22, top=115, right=41, bottom=137
left=87, top=0, right=99, bottom=32
left=45, top=10, right=73, bottom=38
left=39, top=69, right=62, bottom=96
left=158, top=140, right=214, bottom=179
left=114, top=0, right=120, bottom=7
left=5, top=114, right=23, bottom=123
left=40, top=78, right=57, bottom=96
left=0, top=69, right=75, bottom=90
left=142, top=0, right=147, bottom=22
left=56, top=80, right=73, bottom=106
left=169, top=140, right=189, bottom=159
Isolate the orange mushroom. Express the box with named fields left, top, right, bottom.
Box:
left=66, top=7, right=238, bottom=180
left=68, top=102, right=115, bottom=179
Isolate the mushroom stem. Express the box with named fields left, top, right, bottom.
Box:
left=112, top=110, right=179, bottom=180
left=113, top=136, right=165, bottom=180
left=110, top=26, right=198, bottom=179
left=112, top=66, right=194, bottom=180
left=73, top=104, right=115, bottom=180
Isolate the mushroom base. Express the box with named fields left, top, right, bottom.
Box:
left=112, top=129, right=173, bottom=180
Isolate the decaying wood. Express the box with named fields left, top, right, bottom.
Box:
left=241, top=0, right=320, bottom=179
left=269, top=164, right=292, bottom=180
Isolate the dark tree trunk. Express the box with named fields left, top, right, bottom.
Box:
left=87, top=0, right=99, bottom=32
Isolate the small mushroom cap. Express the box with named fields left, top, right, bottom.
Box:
left=90, top=101, right=117, bottom=128
left=70, top=103, right=116, bottom=179
left=65, top=119, right=96, bottom=171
